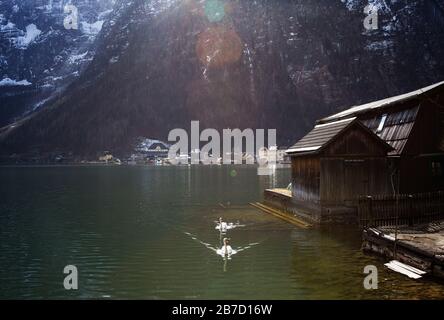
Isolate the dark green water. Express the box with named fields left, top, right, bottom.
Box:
left=1, top=165, right=443, bottom=299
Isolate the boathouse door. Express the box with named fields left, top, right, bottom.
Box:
left=343, top=159, right=369, bottom=205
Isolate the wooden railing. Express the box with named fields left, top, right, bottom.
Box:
left=358, top=191, right=444, bottom=227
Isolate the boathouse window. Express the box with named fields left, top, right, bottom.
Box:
left=377, top=114, right=387, bottom=133
left=431, top=161, right=442, bottom=177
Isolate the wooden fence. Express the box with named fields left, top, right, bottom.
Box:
left=358, top=191, right=444, bottom=227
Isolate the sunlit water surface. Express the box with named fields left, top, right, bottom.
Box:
left=1, top=166, right=443, bottom=299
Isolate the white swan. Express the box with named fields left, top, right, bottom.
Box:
left=216, top=217, right=229, bottom=232
left=215, top=217, right=244, bottom=232
left=216, top=238, right=236, bottom=257
left=184, top=232, right=259, bottom=260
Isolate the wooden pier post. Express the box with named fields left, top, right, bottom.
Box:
left=367, top=195, right=373, bottom=227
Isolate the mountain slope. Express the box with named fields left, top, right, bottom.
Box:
left=1, top=0, right=444, bottom=157
left=0, top=0, right=115, bottom=126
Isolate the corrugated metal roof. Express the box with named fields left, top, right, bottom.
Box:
left=286, top=118, right=356, bottom=154
left=320, top=81, right=444, bottom=123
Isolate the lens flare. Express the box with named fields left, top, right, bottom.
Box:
left=204, top=0, right=226, bottom=22
left=196, top=26, right=242, bottom=69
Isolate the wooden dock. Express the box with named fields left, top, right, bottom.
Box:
left=363, top=221, right=444, bottom=280
left=250, top=202, right=311, bottom=228
left=265, top=188, right=292, bottom=198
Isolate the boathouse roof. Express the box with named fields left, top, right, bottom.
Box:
left=286, top=117, right=393, bottom=155
left=361, top=105, right=420, bottom=155
left=319, top=81, right=444, bottom=124
left=311, top=80, right=444, bottom=155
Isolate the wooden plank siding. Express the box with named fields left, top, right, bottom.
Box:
left=291, top=156, right=320, bottom=203
left=319, top=125, right=391, bottom=206
left=403, top=102, right=443, bottom=156
left=399, top=156, right=444, bottom=194
left=323, top=125, right=389, bottom=157
left=320, top=158, right=391, bottom=206
left=397, top=102, right=444, bottom=194
left=291, top=124, right=392, bottom=207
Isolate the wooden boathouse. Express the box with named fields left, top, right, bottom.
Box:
left=285, top=117, right=393, bottom=223
left=276, top=80, right=444, bottom=224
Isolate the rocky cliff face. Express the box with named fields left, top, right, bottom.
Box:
left=0, top=0, right=115, bottom=126
left=1, top=0, right=444, bottom=157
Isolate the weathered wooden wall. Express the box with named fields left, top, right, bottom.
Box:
left=291, top=125, right=392, bottom=207
left=291, top=156, right=320, bottom=203
left=399, top=156, right=444, bottom=194
left=320, top=125, right=391, bottom=205
left=399, top=103, right=444, bottom=194
left=323, top=126, right=389, bottom=157
left=320, top=158, right=391, bottom=205
left=404, top=102, right=442, bottom=155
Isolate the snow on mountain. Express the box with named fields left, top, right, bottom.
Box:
left=0, top=77, right=32, bottom=86
left=81, top=20, right=104, bottom=36
left=0, top=0, right=443, bottom=157
left=0, top=0, right=115, bottom=126
left=68, top=51, right=89, bottom=64
left=13, top=23, right=41, bottom=49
